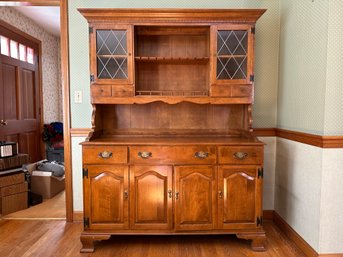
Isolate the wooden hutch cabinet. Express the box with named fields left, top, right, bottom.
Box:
left=79, top=8, right=266, bottom=253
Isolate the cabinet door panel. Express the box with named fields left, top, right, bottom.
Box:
left=130, top=165, right=172, bottom=230
left=210, top=24, right=254, bottom=98
left=84, top=165, right=129, bottom=230
left=90, top=24, right=133, bottom=86
left=218, top=166, right=261, bottom=229
left=175, top=166, right=216, bottom=231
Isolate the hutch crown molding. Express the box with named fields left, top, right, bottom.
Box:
left=79, top=8, right=266, bottom=253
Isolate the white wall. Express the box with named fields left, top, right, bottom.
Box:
left=275, top=138, right=322, bottom=251
left=71, top=137, right=85, bottom=211
left=319, top=149, right=343, bottom=253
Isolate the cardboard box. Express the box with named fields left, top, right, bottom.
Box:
left=30, top=175, right=65, bottom=199
left=26, top=162, right=65, bottom=199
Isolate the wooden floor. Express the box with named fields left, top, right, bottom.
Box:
left=2, top=190, right=66, bottom=220
left=0, top=220, right=305, bottom=257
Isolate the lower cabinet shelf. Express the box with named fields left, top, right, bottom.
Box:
left=81, top=142, right=266, bottom=252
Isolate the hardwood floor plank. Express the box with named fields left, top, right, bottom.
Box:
left=0, top=220, right=306, bottom=257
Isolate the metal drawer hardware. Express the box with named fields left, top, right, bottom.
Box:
left=98, top=151, right=113, bottom=159
left=175, top=192, right=179, bottom=200
left=168, top=190, right=172, bottom=198
left=138, top=151, right=152, bottom=159
left=218, top=191, right=223, bottom=198
left=0, top=120, right=8, bottom=126
left=124, top=190, right=128, bottom=199
left=194, top=151, right=209, bottom=159
left=233, top=151, right=248, bottom=160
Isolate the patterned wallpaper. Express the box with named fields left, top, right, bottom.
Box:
left=277, top=0, right=329, bottom=135
left=324, top=1, right=343, bottom=135
left=69, top=0, right=280, bottom=128
left=0, top=7, right=62, bottom=124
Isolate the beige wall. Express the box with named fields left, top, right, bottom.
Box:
left=0, top=7, right=62, bottom=123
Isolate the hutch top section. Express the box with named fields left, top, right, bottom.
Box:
left=79, top=9, right=266, bottom=105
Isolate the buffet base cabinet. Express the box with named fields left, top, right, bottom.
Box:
left=80, top=143, right=266, bottom=253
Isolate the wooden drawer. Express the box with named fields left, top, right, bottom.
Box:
left=83, top=146, right=128, bottom=164
left=1, top=182, right=28, bottom=197
left=91, top=85, right=111, bottom=97
left=0, top=191, right=28, bottom=215
left=218, top=146, right=263, bottom=164
left=0, top=173, right=25, bottom=187
left=130, top=146, right=216, bottom=164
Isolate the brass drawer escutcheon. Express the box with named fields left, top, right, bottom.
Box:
left=98, top=151, right=113, bottom=159
left=194, top=151, right=209, bottom=159
left=138, top=151, right=152, bottom=159
left=233, top=151, right=248, bottom=160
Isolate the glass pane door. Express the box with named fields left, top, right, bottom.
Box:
left=216, top=30, right=248, bottom=80
left=96, top=29, right=128, bottom=79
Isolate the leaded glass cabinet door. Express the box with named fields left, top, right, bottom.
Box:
left=90, top=25, right=133, bottom=85
left=211, top=25, right=254, bottom=86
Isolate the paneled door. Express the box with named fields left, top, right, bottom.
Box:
left=130, top=165, right=173, bottom=230
left=0, top=22, right=41, bottom=162
left=83, top=165, right=129, bottom=230
left=174, top=165, right=217, bottom=231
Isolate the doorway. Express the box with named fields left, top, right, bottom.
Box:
left=0, top=1, right=72, bottom=218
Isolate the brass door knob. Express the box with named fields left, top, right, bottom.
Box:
left=0, top=120, right=8, bottom=126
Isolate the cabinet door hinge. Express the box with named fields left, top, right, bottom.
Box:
left=83, top=168, right=88, bottom=179
left=251, top=27, right=255, bottom=34
left=258, top=167, right=263, bottom=179
left=250, top=74, right=255, bottom=82
left=256, top=216, right=263, bottom=227
left=90, top=74, right=94, bottom=83
left=89, top=27, right=93, bottom=34
left=84, top=217, right=89, bottom=229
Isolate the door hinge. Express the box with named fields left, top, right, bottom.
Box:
left=251, top=27, right=255, bottom=34
left=90, top=74, right=94, bottom=83
left=84, top=217, right=89, bottom=229
left=83, top=168, right=88, bottom=179
left=89, top=27, right=93, bottom=34
left=258, top=167, right=263, bottom=179
left=257, top=216, right=263, bottom=227
left=250, top=74, right=255, bottom=82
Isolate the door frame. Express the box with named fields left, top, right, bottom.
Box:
left=1, top=0, right=73, bottom=222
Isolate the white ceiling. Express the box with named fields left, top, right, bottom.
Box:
left=12, top=6, right=60, bottom=37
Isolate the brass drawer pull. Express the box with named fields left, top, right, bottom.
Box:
left=194, top=151, right=209, bottom=159
left=138, top=151, right=152, bottom=159
left=233, top=151, right=248, bottom=160
left=98, top=151, right=113, bottom=159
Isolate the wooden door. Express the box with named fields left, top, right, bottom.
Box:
left=130, top=165, right=173, bottom=230
left=89, top=24, right=134, bottom=98
left=218, top=166, right=262, bottom=229
left=210, top=24, right=254, bottom=98
left=83, top=165, right=129, bottom=230
left=174, top=165, right=216, bottom=231
left=0, top=23, right=41, bottom=162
